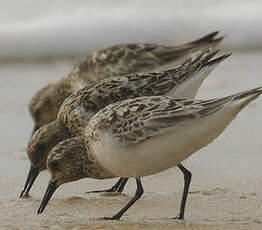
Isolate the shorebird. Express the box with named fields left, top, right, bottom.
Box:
left=20, top=49, right=230, bottom=198
left=37, top=87, right=262, bottom=220
left=29, top=31, right=223, bottom=134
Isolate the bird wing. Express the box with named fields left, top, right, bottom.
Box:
left=71, top=32, right=223, bottom=82
left=88, top=95, right=234, bottom=147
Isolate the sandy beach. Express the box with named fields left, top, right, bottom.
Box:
left=0, top=51, right=262, bottom=229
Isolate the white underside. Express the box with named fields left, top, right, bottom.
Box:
left=167, top=63, right=218, bottom=99
left=91, top=101, right=246, bottom=178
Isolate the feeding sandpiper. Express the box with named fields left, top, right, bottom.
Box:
left=20, top=49, right=230, bottom=197
left=38, top=87, right=262, bottom=220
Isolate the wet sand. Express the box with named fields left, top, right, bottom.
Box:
left=0, top=51, right=262, bottom=229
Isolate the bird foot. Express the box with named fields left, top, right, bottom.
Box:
left=85, top=188, right=115, bottom=194
left=100, top=216, right=120, bottom=221
left=173, top=215, right=185, bottom=223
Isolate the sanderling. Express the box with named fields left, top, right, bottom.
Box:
left=29, top=31, right=223, bottom=134
left=21, top=50, right=229, bottom=196
left=20, top=49, right=230, bottom=198
left=37, top=87, right=262, bottom=220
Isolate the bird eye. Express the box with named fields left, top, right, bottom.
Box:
left=33, top=107, right=41, bottom=120
left=45, top=97, right=52, bottom=106
left=50, top=160, right=58, bottom=170
left=37, top=144, right=45, bottom=151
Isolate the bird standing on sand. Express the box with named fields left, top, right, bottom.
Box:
left=20, top=49, right=230, bottom=197
left=38, top=87, right=262, bottom=220
left=29, top=31, right=223, bottom=134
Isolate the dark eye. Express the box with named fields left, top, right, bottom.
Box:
left=33, top=107, right=41, bottom=121
left=46, top=98, right=51, bottom=104
left=50, top=160, right=58, bottom=170
left=37, top=144, right=45, bottom=151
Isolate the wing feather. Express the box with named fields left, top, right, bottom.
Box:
left=88, top=96, right=229, bottom=147
left=71, top=32, right=223, bottom=82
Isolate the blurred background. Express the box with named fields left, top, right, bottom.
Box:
left=1, top=1, right=262, bottom=228
left=1, top=0, right=262, bottom=61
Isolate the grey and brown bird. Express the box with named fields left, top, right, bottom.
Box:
left=20, top=49, right=230, bottom=198
left=38, top=87, right=262, bottom=220
left=29, top=31, right=223, bottom=134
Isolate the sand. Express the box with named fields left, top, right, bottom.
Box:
left=0, top=51, right=262, bottom=229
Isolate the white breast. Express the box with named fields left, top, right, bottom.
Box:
left=90, top=104, right=240, bottom=178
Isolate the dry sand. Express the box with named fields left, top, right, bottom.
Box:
left=0, top=51, right=261, bottom=229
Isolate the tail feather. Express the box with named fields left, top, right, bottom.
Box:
left=151, top=32, right=224, bottom=70
left=187, top=31, right=219, bottom=44
left=196, top=49, right=220, bottom=66
left=205, top=53, right=232, bottom=66
left=182, top=48, right=220, bottom=66
left=164, top=49, right=221, bottom=80
left=164, top=49, right=230, bottom=99
left=182, top=48, right=230, bottom=70
left=198, top=87, right=262, bottom=117
left=180, top=49, right=230, bottom=79
left=232, top=87, right=262, bottom=100
left=230, top=87, right=262, bottom=111
left=185, top=31, right=224, bottom=50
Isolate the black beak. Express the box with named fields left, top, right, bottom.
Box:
left=20, top=166, right=39, bottom=197
left=37, top=180, right=59, bottom=214
left=31, top=125, right=40, bottom=137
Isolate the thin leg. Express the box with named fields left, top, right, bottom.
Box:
left=116, top=178, right=128, bottom=192
left=86, top=178, right=128, bottom=193
left=174, top=163, right=192, bottom=220
left=104, top=177, right=144, bottom=220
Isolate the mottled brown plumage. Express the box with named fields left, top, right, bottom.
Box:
left=38, top=87, right=262, bottom=219
left=59, top=50, right=230, bottom=135
left=71, top=31, right=223, bottom=81
left=27, top=120, right=71, bottom=171
left=47, top=136, right=114, bottom=185
left=29, top=31, right=223, bottom=132
left=22, top=48, right=229, bottom=197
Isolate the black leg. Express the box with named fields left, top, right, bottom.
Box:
left=86, top=178, right=128, bottom=193
left=103, top=177, right=144, bottom=220
left=174, top=163, right=192, bottom=221
left=116, top=178, right=128, bottom=193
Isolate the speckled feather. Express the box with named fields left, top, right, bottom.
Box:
left=26, top=47, right=227, bottom=178
left=38, top=87, right=262, bottom=218
left=86, top=87, right=262, bottom=147
left=71, top=32, right=223, bottom=82
left=44, top=87, right=262, bottom=183
left=29, top=31, right=223, bottom=128
left=47, top=136, right=114, bottom=182
left=58, top=49, right=228, bottom=136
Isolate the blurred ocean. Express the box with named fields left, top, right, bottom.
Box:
left=1, top=0, right=262, bottom=60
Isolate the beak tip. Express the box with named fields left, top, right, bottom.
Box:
left=37, top=180, right=58, bottom=216
left=20, top=166, right=40, bottom=198
left=19, top=188, right=27, bottom=198
left=37, top=209, right=42, bottom=215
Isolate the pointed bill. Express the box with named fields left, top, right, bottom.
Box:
left=38, top=180, right=59, bottom=214
left=20, top=166, right=39, bottom=197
